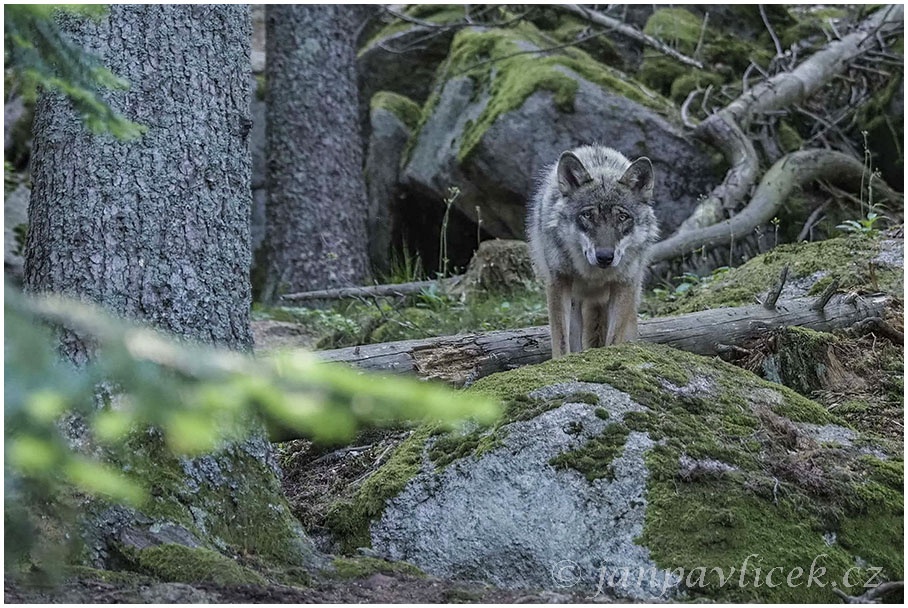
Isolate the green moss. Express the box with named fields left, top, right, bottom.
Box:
left=669, top=70, right=724, bottom=104
left=641, top=446, right=879, bottom=602
left=643, top=8, right=703, bottom=54
left=114, top=431, right=311, bottom=565
left=551, top=422, right=630, bottom=481
left=443, top=24, right=675, bottom=162
left=326, top=425, right=432, bottom=553
left=565, top=391, right=600, bottom=405
left=126, top=544, right=266, bottom=585
left=429, top=425, right=504, bottom=470
left=644, top=236, right=890, bottom=316
left=331, top=556, right=425, bottom=579
left=777, top=121, right=803, bottom=152
left=371, top=91, right=422, bottom=131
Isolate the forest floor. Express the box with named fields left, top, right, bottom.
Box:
left=4, top=571, right=583, bottom=603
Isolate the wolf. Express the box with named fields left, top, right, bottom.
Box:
left=526, top=145, right=659, bottom=358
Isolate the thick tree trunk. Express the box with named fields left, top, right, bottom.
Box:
left=23, top=5, right=318, bottom=573
left=25, top=5, right=253, bottom=360
left=261, top=5, right=373, bottom=301
left=317, top=294, right=891, bottom=387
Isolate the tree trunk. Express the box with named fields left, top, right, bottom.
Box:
left=316, top=294, right=891, bottom=387
left=25, top=5, right=253, bottom=361
left=261, top=5, right=373, bottom=301
left=23, top=5, right=318, bottom=573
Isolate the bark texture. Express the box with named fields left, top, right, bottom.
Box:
left=262, top=5, right=373, bottom=300
left=317, top=294, right=891, bottom=387
left=25, top=5, right=254, bottom=358
left=21, top=5, right=320, bottom=573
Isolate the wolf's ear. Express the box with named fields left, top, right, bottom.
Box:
left=619, top=157, right=654, bottom=201
left=557, top=151, right=593, bottom=196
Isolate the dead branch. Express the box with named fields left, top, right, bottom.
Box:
left=811, top=279, right=841, bottom=311
left=763, top=265, right=790, bottom=310
left=650, top=149, right=902, bottom=265
left=558, top=4, right=704, bottom=69
left=677, top=5, right=903, bottom=234
left=725, top=5, right=902, bottom=127
left=315, top=294, right=892, bottom=386
left=280, top=276, right=462, bottom=303
left=833, top=580, right=903, bottom=603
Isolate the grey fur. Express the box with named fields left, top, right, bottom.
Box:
left=527, top=145, right=659, bottom=357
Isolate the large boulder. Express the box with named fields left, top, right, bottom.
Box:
left=401, top=25, right=721, bottom=241
left=327, top=343, right=902, bottom=602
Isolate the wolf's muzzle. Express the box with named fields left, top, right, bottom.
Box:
left=595, top=248, right=615, bottom=268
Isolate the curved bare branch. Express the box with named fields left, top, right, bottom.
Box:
left=650, top=149, right=902, bottom=264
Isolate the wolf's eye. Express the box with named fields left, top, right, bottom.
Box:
left=616, top=211, right=631, bottom=222
left=580, top=209, right=595, bottom=221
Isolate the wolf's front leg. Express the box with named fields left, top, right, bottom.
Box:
left=581, top=299, right=605, bottom=350
left=546, top=278, right=571, bottom=358
left=604, top=282, right=640, bottom=345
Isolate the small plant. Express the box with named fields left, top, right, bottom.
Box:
left=437, top=186, right=460, bottom=279
left=836, top=211, right=885, bottom=237
left=837, top=131, right=888, bottom=238
left=385, top=244, right=425, bottom=284
left=651, top=267, right=730, bottom=302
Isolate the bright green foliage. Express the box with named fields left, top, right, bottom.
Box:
left=4, top=4, right=146, bottom=140
left=4, top=284, right=500, bottom=568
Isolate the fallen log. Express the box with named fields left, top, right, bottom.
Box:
left=280, top=276, right=461, bottom=303
left=318, top=293, right=892, bottom=386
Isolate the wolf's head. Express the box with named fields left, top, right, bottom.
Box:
left=557, top=149, right=659, bottom=270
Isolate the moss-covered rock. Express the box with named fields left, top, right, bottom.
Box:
left=401, top=22, right=719, bottom=245
left=123, top=544, right=267, bottom=585
left=357, top=5, right=464, bottom=133
left=371, top=91, right=422, bottom=132
left=327, top=343, right=902, bottom=602
left=86, top=431, right=320, bottom=581
left=644, top=234, right=902, bottom=317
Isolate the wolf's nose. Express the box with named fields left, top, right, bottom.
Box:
left=595, top=249, right=615, bottom=267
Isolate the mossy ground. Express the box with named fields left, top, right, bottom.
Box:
left=123, top=544, right=267, bottom=585
left=331, top=556, right=425, bottom=579
left=643, top=235, right=897, bottom=317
